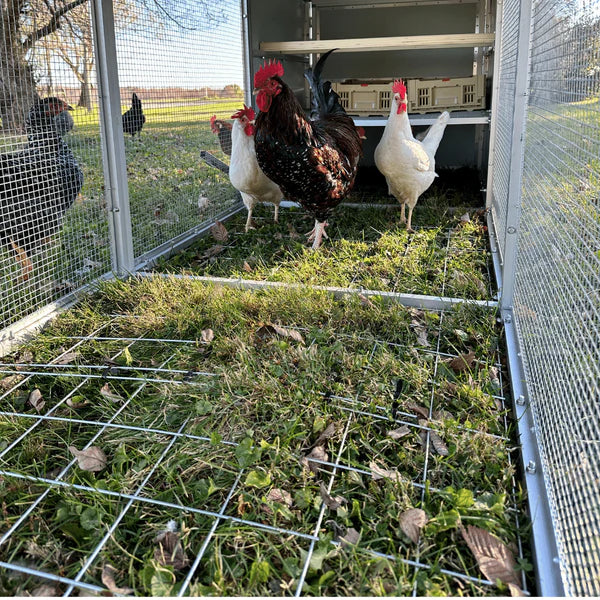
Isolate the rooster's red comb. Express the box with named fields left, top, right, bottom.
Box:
left=392, top=80, right=407, bottom=99
left=254, top=59, right=284, bottom=89
left=231, top=104, right=256, bottom=121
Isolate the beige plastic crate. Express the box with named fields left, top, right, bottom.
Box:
left=331, top=82, right=393, bottom=115
left=407, top=75, right=486, bottom=113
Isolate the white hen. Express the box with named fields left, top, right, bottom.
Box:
left=374, top=80, right=450, bottom=232
left=228, top=105, right=282, bottom=232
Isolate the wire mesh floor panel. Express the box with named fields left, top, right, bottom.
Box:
left=156, top=169, right=493, bottom=303
left=0, top=282, right=531, bottom=596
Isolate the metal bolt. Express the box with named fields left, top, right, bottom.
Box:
left=503, top=315, right=512, bottom=324
left=507, top=226, right=517, bottom=234
left=526, top=460, right=536, bottom=474
left=516, top=395, right=526, bottom=406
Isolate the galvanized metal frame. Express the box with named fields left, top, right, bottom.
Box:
left=91, top=0, right=135, bottom=276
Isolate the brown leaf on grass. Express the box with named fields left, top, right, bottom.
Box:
left=267, top=488, right=293, bottom=506
left=413, top=325, right=430, bottom=347
left=406, top=402, right=430, bottom=420
left=210, top=220, right=229, bottom=242
left=66, top=396, right=89, bottom=409
left=460, top=525, right=522, bottom=593
left=440, top=381, right=459, bottom=396
left=256, top=323, right=304, bottom=344
left=237, top=493, right=248, bottom=516
left=101, top=564, right=134, bottom=595
left=301, top=445, right=328, bottom=474
left=69, top=446, right=107, bottom=472
left=201, top=244, right=225, bottom=259
left=17, top=349, right=34, bottom=363
left=340, top=527, right=360, bottom=547
left=447, top=350, right=476, bottom=373
left=489, top=366, right=501, bottom=391
left=28, top=389, right=45, bottom=412
left=460, top=212, right=471, bottom=223
left=99, top=383, right=123, bottom=403
left=31, top=584, right=59, bottom=596
left=154, top=531, right=188, bottom=570
left=243, top=260, right=253, bottom=273
left=418, top=420, right=449, bottom=456
left=54, top=351, right=79, bottom=365
left=0, top=374, right=23, bottom=390
left=319, top=481, right=346, bottom=510
left=312, top=422, right=337, bottom=448
left=399, top=508, right=428, bottom=543
left=388, top=426, right=411, bottom=440
left=201, top=328, right=214, bottom=344
left=370, top=461, right=402, bottom=483
left=358, top=293, right=375, bottom=308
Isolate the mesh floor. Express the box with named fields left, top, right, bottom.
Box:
left=0, top=282, right=531, bottom=595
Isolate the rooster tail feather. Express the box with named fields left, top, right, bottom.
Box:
left=304, top=49, right=345, bottom=118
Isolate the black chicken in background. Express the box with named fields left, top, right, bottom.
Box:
left=0, top=97, right=84, bottom=281
left=122, top=92, right=146, bottom=137
left=54, top=105, right=74, bottom=136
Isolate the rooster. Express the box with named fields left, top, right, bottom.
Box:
left=0, top=97, right=83, bottom=280
left=122, top=92, right=145, bottom=137
left=253, top=50, right=362, bottom=249
left=229, top=105, right=282, bottom=232
left=374, top=80, right=449, bottom=232
left=210, top=115, right=233, bottom=156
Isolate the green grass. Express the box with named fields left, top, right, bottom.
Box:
left=0, top=278, right=532, bottom=596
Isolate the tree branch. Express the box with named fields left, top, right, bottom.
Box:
left=22, top=0, right=89, bottom=50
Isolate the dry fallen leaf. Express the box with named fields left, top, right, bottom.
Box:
left=237, top=493, right=249, bottom=516
left=460, top=212, right=471, bottom=223
left=201, top=244, right=225, bottom=259
left=243, top=261, right=253, bottom=273
left=210, top=220, right=229, bottom=242
left=301, top=445, right=328, bottom=474
left=447, top=350, right=477, bottom=373
left=31, top=584, right=59, bottom=596
left=99, top=383, right=123, bottom=403
left=54, top=351, right=79, bottom=365
left=413, top=325, right=430, bottom=347
left=267, top=487, right=293, bottom=506
left=312, top=422, right=337, bottom=448
left=418, top=419, right=449, bottom=456
left=66, top=396, right=89, bottom=409
left=370, top=461, right=402, bottom=483
left=489, top=366, right=501, bottom=391
left=154, top=530, right=188, bottom=570
left=388, top=426, right=411, bottom=440
left=0, top=374, right=23, bottom=390
left=319, top=481, right=346, bottom=510
left=69, top=446, right=107, bottom=472
left=201, top=328, right=214, bottom=344
left=358, top=293, right=375, bottom=308
left=406, top=402, right=430, bottom=420
left=399, top=508, right=428, bottom=543
left=460, top=525, right=522, bottom=593
left=28, top=389, right=45, bottom=412
left=256, top=323, right=304, bottom=344
left=340, top=527, right=360, bottom=547
left=101, top=564, right=134, bottom=595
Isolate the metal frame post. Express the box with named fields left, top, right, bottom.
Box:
left=91, top=0, right=135, bottom=276
left=241, top=0, right=252, bottom=107
left=499, top=0, right=531, bottom=312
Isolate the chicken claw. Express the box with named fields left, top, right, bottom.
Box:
left=307, top=220, right=329, bottom=250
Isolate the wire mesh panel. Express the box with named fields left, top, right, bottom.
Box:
left=110, top=0, right=245, bottom=266
left=514, top=0, right=600, bottom=595
left=0, top=1, right=110, bottom=333
left=489, top=0, right=521, bottom=259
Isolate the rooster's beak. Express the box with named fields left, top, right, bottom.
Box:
left=67, top=105, right=74, bottom=111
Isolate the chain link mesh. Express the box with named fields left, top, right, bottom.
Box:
left=513, top=0, right=600, bottom=594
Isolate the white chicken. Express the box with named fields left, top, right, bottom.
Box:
left=374, top=80, right=450, bottom=232
left=228, top=105, right=282, bottom=232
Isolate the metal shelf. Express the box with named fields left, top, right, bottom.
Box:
left=353, top=110, right=490, bottom=126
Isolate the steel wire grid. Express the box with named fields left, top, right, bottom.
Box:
left=0, top=2, right=110, bottom=332
left=0, top=306, right=529, bottom=596
left=490, top=0, right=521, bottom=260
left=110, top=0, right=245, bottom=265
left=513, top=0, right=600, bottom=594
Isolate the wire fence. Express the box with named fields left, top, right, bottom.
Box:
left=488, top=0, right=600, bottom=595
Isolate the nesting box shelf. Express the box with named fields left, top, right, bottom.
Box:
left=352, top=111, right=490, bottom=127
left=259, top=33, right=495, bottom=54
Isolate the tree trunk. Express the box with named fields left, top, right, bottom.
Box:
left=77, top=43, right=92, bottom=110
left=0, top=5, right=39, bottom=133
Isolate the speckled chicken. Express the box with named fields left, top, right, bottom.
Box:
left=253, top=50, right=362, bottom=249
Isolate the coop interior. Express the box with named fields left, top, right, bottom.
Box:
left=1, top=0, right=598, bottom=597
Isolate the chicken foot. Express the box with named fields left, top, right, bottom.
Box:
left=306, top=220, right=329, bottom=250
